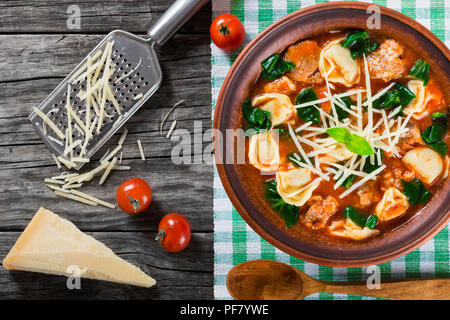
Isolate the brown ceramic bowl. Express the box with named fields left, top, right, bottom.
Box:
left=213, top=2, right=450, bottom=267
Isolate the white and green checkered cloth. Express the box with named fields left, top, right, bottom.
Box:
left=212, top=0, right=450, bottom=300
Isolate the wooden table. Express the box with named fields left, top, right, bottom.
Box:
left=0, top=0, right=213, bottom=299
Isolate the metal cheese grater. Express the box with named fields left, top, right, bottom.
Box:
left=29, top=0, right=208, bottom=169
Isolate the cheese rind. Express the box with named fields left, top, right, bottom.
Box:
left=3, top=208, right=155, bottom=288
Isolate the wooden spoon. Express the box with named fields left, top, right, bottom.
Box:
left=227, top=260, right=450, bottom=300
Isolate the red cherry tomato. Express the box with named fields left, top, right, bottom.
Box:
left=116, top=178, right=152, bottom=214
left=156, top=213, right=191, bottom=252
left=210, top=14, right=245, bottom=51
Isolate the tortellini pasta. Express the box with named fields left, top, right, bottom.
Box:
left=276, top=168, right=318, bottom=206
left=403, top=80, right=435, bottom=120
left=248, top=131, right=280, bottom=172
left=375, top=187, right=409, bottom=221
left=328, top=218, right=379, bottom=241
left=319, top=38, right=361, bottom=87
left=442, top=156, right=450, bottom=181
left=402, top=146, right=443, bottom=184
left=319, top=143, right=353, bottom=164
left=252, top=93, right=295, bottom=126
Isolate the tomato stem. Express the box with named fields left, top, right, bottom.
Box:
left=155, top=226, right=173, bottom=243
left=218, top=22, right=230, bottom=35
left=126, top=193, right=141, bottom=213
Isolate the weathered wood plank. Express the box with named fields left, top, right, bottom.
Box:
left=0, top=34, right=210, bottom=82
left=0, top=76, right=211, bottom=120
left=0, top=157, right=213, bottom=231
left=0, top=0, right=214, bottom=300
left=0, top=0, right=211, bottom=34
left=0, top=231, right=213, bottom=299
left=0, top=117, right=213, bottom=167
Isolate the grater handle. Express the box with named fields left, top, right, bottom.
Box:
left=147, top=0, right=209, bottom=46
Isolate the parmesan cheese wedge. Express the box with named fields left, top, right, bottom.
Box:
left=3, top=208, right=155, bottom=288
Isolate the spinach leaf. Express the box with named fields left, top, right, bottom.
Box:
left=264, top=179, right=300, bottom=228
left=422, top=112, right=448, bottom=156
left=409, top=59, right=430, bottom=86
left=365, top=214, right=378, bottom=229
left=395, top=83, right=416, bottom=107
left=273, top=123, right=288, bottom=137
left=326, top=127, right=374, bottom=155
left=334, top=96, right=352, bottom=121
left=401, top=178, right=432, bottom=207
left=373, top=90, right=401, bottom=109
left=372, top=83, right=415, bottom=109
left=422, top=123, right=445, bottom=144
left=343, top=206, right=367, bottom=228
left=343, top=206, right=378, bottom=229
left=428, top=140, right=447, bottom=156
left=431, top=111, right=448, bottom=131
left=341, top=30, right=379, bottom=59
left=343, top=174, right=355, bottom=188
left=295, top=88, right=321, bottom=124
left=242, top=98, right=272, bottom=135
left=260, top=53, right=295, bottom=80
left=363, top=149, right=383, bottom=173
left=287, top=153, right=305, bottom=167
left=371, top=83, right=415, bottom=118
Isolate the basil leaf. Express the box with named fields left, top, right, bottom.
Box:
left=343, top=206, right=367, bottom=228
left=296, top=88, right=320, bottom=124
left=401, top=178, right=432, bottom=207
left=260, top=53, right=295, bottom=80
left=264, top=180, right=299, bottom=228
left=422, top=123, right=445, bottom=144
left=365, top=214, right=378, bottom=229
left=429, top=140, right=447, bottom=156
left=327, top=128, right=374, bottom=155
left=346, top=134, right=374, bottom=155
left=326, top=127, right=351, bottom=143
left=409, top=59, right=430, bottom=86
left=343, top=174, right=355, bottom=188
left=341, top=30, right=379, bottom=59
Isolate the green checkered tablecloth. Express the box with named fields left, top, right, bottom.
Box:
left=212, top=0, right=449, bottom=300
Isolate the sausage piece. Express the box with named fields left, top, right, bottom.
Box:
left=367, top=40, right=407, bottom=82
left=262, top=75, right=297, bottom=95
left=284, top=40, right=323, bottom=84
left=301, top=195, right=338, bottom=230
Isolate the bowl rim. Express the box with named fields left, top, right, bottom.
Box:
left=213, top=1, right=450, bottom=267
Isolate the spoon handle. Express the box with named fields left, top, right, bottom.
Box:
left=319, top=278, right=450, bottom=300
